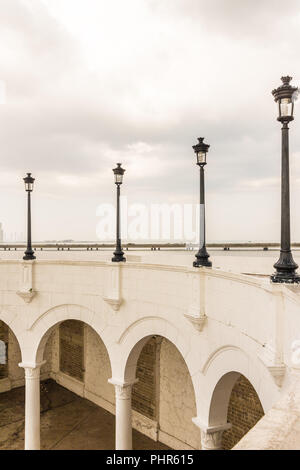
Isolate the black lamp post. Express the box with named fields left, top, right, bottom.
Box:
left=112, top=163, right=126, bottom=263
left=271, top=76, right=300, bottom=283
left=192, top=137, right=212, bottom=268
left=23, top=173, right=36, bottom=261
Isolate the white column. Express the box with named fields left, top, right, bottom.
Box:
left=193, top=418, right=231, bottom=450
left=19, top=361, right=45, bottom=450
left=109, top=378, right=138, bottom=450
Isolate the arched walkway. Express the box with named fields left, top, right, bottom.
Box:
left=20, top=305, right=114, bottom=450
left=114, top=316, right=197, bottom=393
left=202, top=345, right=274, bottom=423
left=18, top=308, right=170, bottom=450
left=121, top=332, right=200, bottom=450
left=1, top=304, right=278, bottom=451
left=0, top=319, right=26, bottom=450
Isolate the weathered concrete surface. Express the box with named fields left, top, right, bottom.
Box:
left=234, top=374, right=300, bottom=450
left=0, top=380, right=169, bottom=450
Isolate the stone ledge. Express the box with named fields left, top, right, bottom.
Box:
left=184, top=313, right=206, bottom=332
left=103, top=297, right=122, bottom=311
left=17, top=290, right=36, bottom=303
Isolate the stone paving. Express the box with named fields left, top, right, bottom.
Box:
left=0, top=379, right=169, bottom=450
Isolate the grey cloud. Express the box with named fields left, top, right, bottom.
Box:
left=0, top=0, right=300, bottom=241
left=149, top=0, right=300, bottom=40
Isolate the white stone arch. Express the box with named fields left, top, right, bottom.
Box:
left=201, top=345, right=276, bottom=427
left=0, top=309, right=22, bottom=351
left=27, top=304, right=112, bottom=368
left=113, top=315, right=200, bottom=410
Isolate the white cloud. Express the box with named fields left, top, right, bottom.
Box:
left=0, top=0, right=300, bottom=241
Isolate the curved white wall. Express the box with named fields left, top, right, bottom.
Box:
left=1, top=258, right=298, bottom=448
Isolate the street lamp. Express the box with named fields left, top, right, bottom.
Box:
left=271, top=76, right=300, bottom=283
left=192, top=137, right=212, bottom=268
left=112, top=163, right=126, bottom=263
left=23, top=173, right=36, bottom=261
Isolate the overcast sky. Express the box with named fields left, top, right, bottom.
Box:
left=1, top=0, right=300, bottom=242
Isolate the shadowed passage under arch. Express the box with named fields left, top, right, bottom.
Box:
left=209, top=371, right=264, bottom=450
left=222, top=374, right=264, bottom=449
left=0, top=320, right=24, bottom=390
left=127, top=335, right=201, bottom=450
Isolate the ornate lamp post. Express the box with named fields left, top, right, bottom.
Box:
left=112, top=163, right=126, bottom=263
left=271, top=76, right=300, bottom=283
left=23, top=173, right=36, bottom=261
left=192, top=137, right=212, bottom=268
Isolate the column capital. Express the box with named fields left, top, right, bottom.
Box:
left=192, top=418, right=231, bottom=450
left=200, top=429, right=224, bottom=450
left=108, top=378, right=138, bottom=399
left=19, top=361, right=46, bottom=379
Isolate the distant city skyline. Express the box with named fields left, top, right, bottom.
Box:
left=1, top=1, right=300, bottom=242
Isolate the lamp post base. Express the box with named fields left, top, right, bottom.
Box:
left=112, top=251, right=126, bottom=263
left=271, top=271, right=300, bottom=284
left=193, top=247, right=212, bottom=268
left=23, top=251, right=36, bottom=261
left=271, top=251, right=300, bottom=284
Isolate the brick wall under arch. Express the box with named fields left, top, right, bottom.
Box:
left=222, top=374, right=264, bottom=449
left=132, top=337, right=160, bottom=420
left=132, top=336, right=200, bottom=449
left=59, top=320, right=85, bottom=382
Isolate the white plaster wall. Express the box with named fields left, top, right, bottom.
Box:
left=158, top=339, right=200, bottom=450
